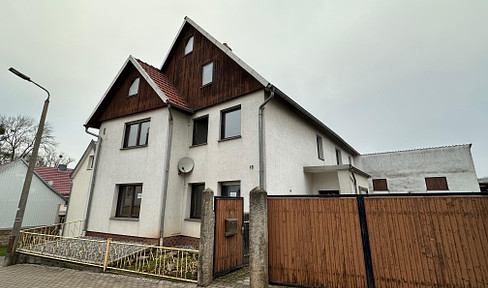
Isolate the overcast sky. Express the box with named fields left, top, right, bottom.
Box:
left=1, top=1, right=487, bottom=177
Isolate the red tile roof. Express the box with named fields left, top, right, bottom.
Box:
left=34, top=166, right=73, bottom=197
left=136, top=59, right=190, bottom=110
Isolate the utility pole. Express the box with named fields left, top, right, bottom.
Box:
left=4, top=67, right=50, bottom=266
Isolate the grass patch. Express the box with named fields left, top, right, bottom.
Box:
left=0, top=246, right=7, bottom=257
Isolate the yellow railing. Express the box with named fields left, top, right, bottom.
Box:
left=16, top=221, right=199, bottom=282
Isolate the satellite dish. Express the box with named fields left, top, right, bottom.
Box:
left=178, top=157, right=194, bottom=173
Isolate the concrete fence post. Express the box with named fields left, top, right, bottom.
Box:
left=198, top=188, right=215, bottom=286
left=249, top=186, right=268, bottom=288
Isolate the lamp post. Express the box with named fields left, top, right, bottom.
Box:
left=4, top=67, right=50, bottom=266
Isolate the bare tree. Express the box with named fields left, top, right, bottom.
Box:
left=0, top=115, right=72, bottom=166
left=36, top=147, right=75, bottom=167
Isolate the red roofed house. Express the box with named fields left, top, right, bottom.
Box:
left=34, top=165, right=73, bottom=198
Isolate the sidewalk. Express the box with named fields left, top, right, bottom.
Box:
left=0, top=259, right=282, bottom=288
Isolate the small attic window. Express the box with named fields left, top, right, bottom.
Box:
left=128, top=78, right=140, bottom=97
left=184, top=36, right=194, bottom=55
left=202, top=62, right=213, bottom=86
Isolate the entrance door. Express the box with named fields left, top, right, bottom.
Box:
left=213, top=197, right=244, bottom=276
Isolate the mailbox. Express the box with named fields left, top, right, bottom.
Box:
left=225, top=218, right=238, bottom=237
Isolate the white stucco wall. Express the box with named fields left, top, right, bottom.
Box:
left=263, top=98, right=355, bottom=195
left=65, top=147, right=95, bottom=223
left=175, top=91, right=264, bottom=238
left=86, top=109, right=168, bottom=239
left=356, top=145, right=480, bottom=193
left=0, top=161, right=66, bottom=229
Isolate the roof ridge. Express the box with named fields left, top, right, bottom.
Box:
left=361, top=144, right=471, bottom=156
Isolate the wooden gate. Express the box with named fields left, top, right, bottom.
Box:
left=268, top=197, right=367, bottom=287
left=214, top=197, right=244, bottom=276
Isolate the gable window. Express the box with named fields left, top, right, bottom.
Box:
left=221, top=106, right=241, bottom=140
left=373, top=179, right=388, bottom=191
left=425, top=177, right=448, bottom=191
left=128, top=78, right=140, bottom=97
left=316, top=135, right=324, bottom=160
left=87, top=155, right=94, bottom=170
left=192, top=116, right=208, bottom=146
left=202, top=62, right=213, bottom=86
left=336, top=148, right=342, bottom=165
left=116, top=184, right=142, bottom=218
left=190, top=183, right=205, bottom=219
left=221, top=182, right=240, bottom=197
left=184, top=36, right=194, bottom=55
left=123, top=119, right=150, bottom=148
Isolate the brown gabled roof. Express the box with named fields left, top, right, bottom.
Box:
left=34, top=166, right=73, bottom=197
left=136, top=59, right=190, bottom=110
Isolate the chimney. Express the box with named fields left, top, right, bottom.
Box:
left=58, top=164, right=67, bottom=172
left=223, top=43, right=232, bottom=51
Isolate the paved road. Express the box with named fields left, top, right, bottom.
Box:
left=0, top=257, right=281, bottom=288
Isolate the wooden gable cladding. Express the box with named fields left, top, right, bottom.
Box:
left=98, top=65, right=166, bottom=123
left=162, top=25, right=264, bottom=111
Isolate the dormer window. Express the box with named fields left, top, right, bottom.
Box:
left=184, top=36, right=194, bottom=55
left=128, top=78, right=140, bottom=97
left=202, top=62, right=213, bottom=86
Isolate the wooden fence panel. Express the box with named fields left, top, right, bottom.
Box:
left=214, top=198, right=243, bottom=275
left=268, top=197, right=366, bottom=287
left=365, top=196, right=488, bottom=288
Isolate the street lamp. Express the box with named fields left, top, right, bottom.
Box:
left=4, top=67, right=50, bottom=266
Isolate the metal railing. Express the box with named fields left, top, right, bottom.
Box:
left=16, top=220, right=199, bottom=282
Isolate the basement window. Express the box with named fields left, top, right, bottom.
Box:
left=202, top=62, right=213, bottom=86
left=184, top=36, right=194, bottom=55
left=128, top=78, right=140, bottom=97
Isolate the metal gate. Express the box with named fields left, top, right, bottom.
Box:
left=214, top=197, right=244, bottom=276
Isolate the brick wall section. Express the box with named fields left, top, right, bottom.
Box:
left=0, top=230, right=11, bottom=246
left=85, top=231, right=199, bottom=249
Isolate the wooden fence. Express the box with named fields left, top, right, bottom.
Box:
left=267, top=194, right=488, bottom=288
left=366, top=196, right=488, bottom=288
left=268, top=197, right=366, bottom=287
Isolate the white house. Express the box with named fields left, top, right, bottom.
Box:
left=65, top=140, right=96, bottom=224
left=356, top=144, right=481, bottom=193
left=0, top=159, right=67, bottom=245
left=80, top=17, right=480, bottom=247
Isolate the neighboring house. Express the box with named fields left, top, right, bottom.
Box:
left=0, top=159, right=67, bottom=245
left=65, top=140, right=96, bottom=223
left=34, top=164, right=73, bottom=222
left=34, top=165, right=73, bottom=198
left=479, top=177, right=488, bottom=192
left=80, top=17, right=481, bottom=247
left=356, top=144, right=481, bottom=193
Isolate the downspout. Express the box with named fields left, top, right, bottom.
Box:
left=62, top=178, right=74, bottom=236
left=349, top=165, right=358, bottom=194
left=160, top=104, right=174, bottom=246
left=83, top=127, right=102, bottom=233
left=259, top=86, right=276, bottom=188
